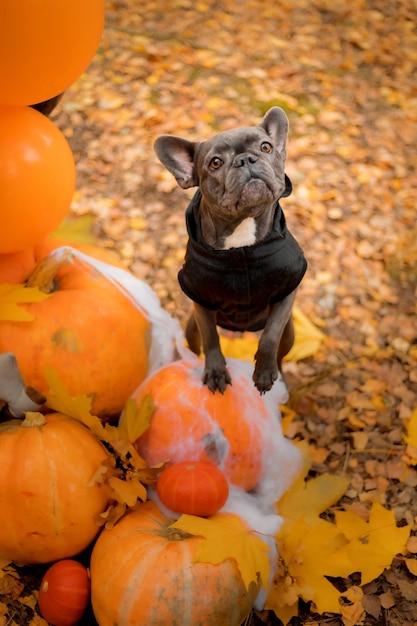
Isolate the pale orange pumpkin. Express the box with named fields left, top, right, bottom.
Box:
left=90, top=500, right=257, bottom=626
left=0, top=251, right=151, bottom=419
left=132, top=359, right=274, bottom=491
left=0, top=411, right=111, bottom=564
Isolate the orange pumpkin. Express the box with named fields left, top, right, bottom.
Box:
left=0, top=250, right=151, bottom=419
left=156, top=460, right=229, bottom=516
left=0, top=412, right=111, bottom=564
left=132, top=358, right=274, bottom=491
left=90, top=500, right=257, bottom=626
left=38, top=559, right=91, bottom=626
left=0, top=236, right=126, bottom=284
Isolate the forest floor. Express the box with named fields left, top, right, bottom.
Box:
left=2, top=0, right=417, bottom=624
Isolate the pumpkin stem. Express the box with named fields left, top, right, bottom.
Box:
left=22, top=411, right=47, bottom=428
left=164, top=527, right=195, bottom=542
left=26, top=248, right=74, bottom=294
left=0, top=353, right=45, bottom=418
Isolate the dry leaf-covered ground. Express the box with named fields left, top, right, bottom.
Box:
left=2, top=0, right=417, bottom=624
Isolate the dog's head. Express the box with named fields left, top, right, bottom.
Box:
left=154, top=107, right=291, bottom=222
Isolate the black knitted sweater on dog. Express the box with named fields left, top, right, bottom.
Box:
left=178, top=188, right=307, bottom=332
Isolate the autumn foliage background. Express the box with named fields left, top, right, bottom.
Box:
left=1, top=0, right=417, bottom=625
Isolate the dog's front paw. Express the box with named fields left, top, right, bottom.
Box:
left=253, top=365, right=278, bottom=394
left=202, top=364, right=232, bottom=394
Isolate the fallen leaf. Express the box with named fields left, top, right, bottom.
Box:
left=361, top=592, right=381, bottom=620
left=171, top=513, right=270, bottom=590
left=405, top=558, right=417, bottom=576
left=108, top=476, right=147, bottom=507
left=406, top=535, right=417, bottom=553
left=44, top=366, right=117, bottom=443
left=334, top=502, right=411, bottom=584
left=379, top=590, right=395, bottom=609
left=219, top=306, right=325, bottom=363
left=268, top=517, right=352, bottom=616
left=51, top=214, right=96, bottom=244
left=341, top=586, right=365, bottom=626
left=285, top=306, right=326, bottom=362
left=351, top=431, right=369, bottom=451
left=277, top=442, right=350, bottom=525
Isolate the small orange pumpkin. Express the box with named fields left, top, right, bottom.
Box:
left=156, top=460, right=229, bottom=516
left=0, top=250, right=151, bottom=419
left=90, top=500, right=257, bottom=626
left=0, top=412, right=111, bottom=564
left=132, top=358, right=274, bottom=491
left=38, top=559, right=91, bottom=626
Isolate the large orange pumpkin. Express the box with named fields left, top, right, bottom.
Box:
left=132, top=358, right=275, bottom=491
left=90, top=500, right=257, bottom=626
left=0, top=250, right=151, bottom=420
left=0, top=411, right=111, bottom=564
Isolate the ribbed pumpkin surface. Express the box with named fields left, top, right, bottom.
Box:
left=0, top=412, right=111, bottom=563
left=90, top=501, right=256, bottom=626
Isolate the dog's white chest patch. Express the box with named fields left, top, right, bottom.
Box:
left=223, top=217, right=257, bottom=249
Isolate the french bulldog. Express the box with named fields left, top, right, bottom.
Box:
left=154, top=107, right=307, bottom=394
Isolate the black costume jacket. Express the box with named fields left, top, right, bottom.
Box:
left=178, top=183, right=307, bottom=332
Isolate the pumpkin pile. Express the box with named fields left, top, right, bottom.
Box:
left=0, top=349, right=298, bottom=625
left=87, top=357, right=297, bottom=626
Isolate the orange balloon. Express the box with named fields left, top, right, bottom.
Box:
left=0, top=106, right=76, bottom=253
left=0, top=0, right=104, bottom=106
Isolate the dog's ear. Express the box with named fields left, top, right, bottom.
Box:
left=154, top=136, right=199, bottom=189
left=259, top=107, right=289, bottom=157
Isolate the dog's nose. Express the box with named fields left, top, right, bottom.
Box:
left=233, top=153, right=257, bottom=168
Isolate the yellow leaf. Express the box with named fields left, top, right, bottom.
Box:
left=171, top=513, right=270, bottom=590
left=279, top=405, right=297, bottom=436
left=280, top=472, right=350, bottom=526
left=267, top=442, right=352, bottom=620
left=0, top=284, right=50, bottom=322
left=334, top=502, right=411, bottom=584
left=117, top=395, right=154, bottom=443
left=44, top=366, right=118, bottom=445
left=265, top=590, right=298, bottom=626
left=219, top=332, right=257, bottom=361
left=268, top=517, right=352, bottom=616
left=219, top=306, right=325, bottom=363
left=285, top=306, right=326, bottom=362
left=51, top=214, right=96, bottom=244
left=277, top=441, right=349, bottom=525
left=340, top=586, right=365, bottom=626
left=108, top=476, right=147, bottom=507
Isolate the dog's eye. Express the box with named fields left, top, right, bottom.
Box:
left=260, top=142, right=273, bottom=153
left=209, top=157, right=223, bottom=170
